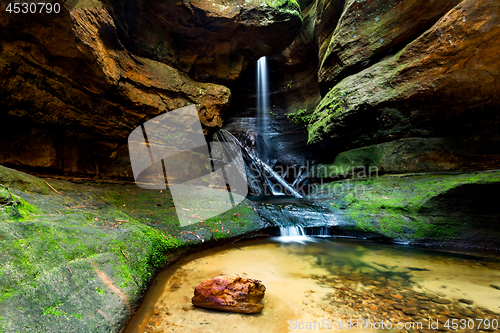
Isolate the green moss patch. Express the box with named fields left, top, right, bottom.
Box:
left=307, top=86, right=350, bottom=144
left=320, top=171, right=500, bottom=245
left=265, top=0, right=301, bottom=18
left=0, top=166, right=264, bottom=333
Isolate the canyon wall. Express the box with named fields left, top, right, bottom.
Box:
left=0, top=0, right=301, bottom=177
left=1, top=0, right=500, bottom=177
left=306, top=0, right=500, bottom=173
left=226, top=0, right=500, bottom=175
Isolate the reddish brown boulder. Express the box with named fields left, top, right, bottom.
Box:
left=192, top=274, right=266, bottom=314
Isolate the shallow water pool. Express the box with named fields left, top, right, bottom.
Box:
left=124, top=238, right=500, bottom=333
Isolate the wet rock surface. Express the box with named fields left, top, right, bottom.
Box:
left=255, top=171, right=500, bottom=249
left=192, top=274, right=266, bottom=314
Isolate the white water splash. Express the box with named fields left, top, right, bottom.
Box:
left=275, top=226, right=315, bottom=244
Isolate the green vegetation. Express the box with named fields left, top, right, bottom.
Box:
left=42, top=301, right=82, bottom=320
left=286, top=108, right=314, bottom=128
left=0, top=186, right=41, bottom=220
left=3, top=160, right=497, bottom=332
left=265, top=0, right=301, bottom=18
left=307, top=86, right=351, bottom=144
left=43, top=303, right=63, bottom=317
left=0, top=167, right=50, bottom=195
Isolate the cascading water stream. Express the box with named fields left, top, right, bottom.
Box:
left=256, top=57, right=285, bottom=196
left=213, top=130, right=303, bottom=199
left=254, top=57, right=308, bottom=240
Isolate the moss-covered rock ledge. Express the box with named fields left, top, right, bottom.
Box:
left=0, top=166, right=265, bottom=333
left=318, top=171, right=500, bottom=248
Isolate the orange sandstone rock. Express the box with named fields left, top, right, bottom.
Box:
left=192, top=274, right=266, bottom=314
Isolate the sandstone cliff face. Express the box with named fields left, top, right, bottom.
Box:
left=318, top=0, right=462, bottom=93
left=106, top=0, right=301, bottom=83
left=306, top=0, right=500, bottom=171
left=0, top=0, right=301, bottom=177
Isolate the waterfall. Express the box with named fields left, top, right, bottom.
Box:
left=276, top=226, right=314, bottom=244
left=276, top=226, right=331, bottom=243
left=280, top=226, right=305, bottom=237
left=256, top=57, right=270, bottom=165
left=255, top=57, right=288, bottom=196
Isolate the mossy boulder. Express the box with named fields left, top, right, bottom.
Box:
left=0, top=166, right=50, bottom=195
left=318, top=171, right=500, bottom=248
left=0, top=166, right=265, bottom=333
